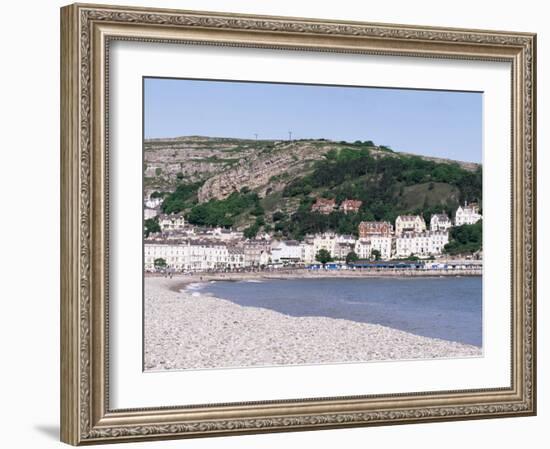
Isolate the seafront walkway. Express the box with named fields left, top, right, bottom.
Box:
left=146, top=266, right=482, bottom=285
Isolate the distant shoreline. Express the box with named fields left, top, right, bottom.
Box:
left=146, top=268, right=482, bottom=292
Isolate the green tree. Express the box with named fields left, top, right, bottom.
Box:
left=144, top=218, right=160, bottom=237
left=244, top=223, right=260, bottom=239
left=371, top=249, right=381, bottom=261
left=187, top=191, right=260, bottom=228
left=345, top=251, right=359, bottom=264
left=251, top=204, right=265, bottom=217
left=161, top=182, right=202, bottom=214
left=154, top=258, right=166, bottom=269
left=176, top=172, right=184, bottom=180
left=274, top=148, right=482, bottom=239
left=444, top=221, right=482, bottom=255
left=255, top=216, right=265, bottom=227
left=315, top=249, right=333, bottom=265
left=325, top=149, right=338, bottom=160
left=274, top=222, right=285, bottom=232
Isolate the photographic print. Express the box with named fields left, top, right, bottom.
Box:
left=143, top=78, right=483, bottom=371
left=61, top=5, right=536, bottom=443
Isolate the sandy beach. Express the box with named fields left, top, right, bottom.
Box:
left=144, top=276, right=482, bottom=371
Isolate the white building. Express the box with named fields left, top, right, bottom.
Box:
left=334, top=242, right=356, bottom=260
left=257, top=232, right=272, bottom=241
left=427, top=231, right=449, bottom=255
left=430, top=213, right=452, bottom=232
left=395, top=215, right=426, bottom=236
left=145, top=196, right=163, bottom=209
left=243, top=240, right=271, bottom=267
left=209, top=227, right=245, bottom=241
left=226, top=246, right=246, bottom=270
left=144, top=241, right=188, bottom=271
left=186, top=241, right=230, bottom=271
left=331, top=234, right=357, bottom=260
left=259, top=250, right=271, bottom=266
left=395, top=231, right=449, bottom=258
left=336, top=234, right=357, bottom=245
left=353, top=235, right=392, bottom=260
left=354, top=239, right=372, bottom=259
left=370, top=235, right=393, bottom=260
left=144, top=207, right=159, bottom=220
left=312, top=232, right=338, bottom=258
left=455, top=203, right=482, bottom=226
left=270, top=240, right=302, bottom=264
left=300, top=241, right=316, bottom=264
left=144, top=240, right=243, bottom=272
left=148, top=228, right=196, bottom=241
left=158, top=213, right=186, bottom=232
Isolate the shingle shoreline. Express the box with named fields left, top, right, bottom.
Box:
left=144, top=277, right=482, bottom=371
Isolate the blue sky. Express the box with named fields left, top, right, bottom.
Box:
left=144, top=78, right=482, bottom=163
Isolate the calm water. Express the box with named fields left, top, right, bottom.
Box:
left=200, top=277, right=482, bottom=347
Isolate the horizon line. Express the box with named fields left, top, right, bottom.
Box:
left=143, top=134, right=482, bottom=165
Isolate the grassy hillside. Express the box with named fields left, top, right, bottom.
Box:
left=145, top=137, right=481, bottom=239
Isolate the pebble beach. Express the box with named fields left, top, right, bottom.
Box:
left=144, top=276, right=482, bottom=371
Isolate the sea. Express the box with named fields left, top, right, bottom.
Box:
left=198, top=277, right=482, bottom=347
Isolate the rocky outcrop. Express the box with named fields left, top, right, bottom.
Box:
left=143, top=136, right=481, bottom=199
left=197, top=141, right=332, bottom=202
left=144, top=136, right=258, bottom=188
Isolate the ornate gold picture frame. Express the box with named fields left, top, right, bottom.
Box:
left=60, top=3, right=536, bottom=445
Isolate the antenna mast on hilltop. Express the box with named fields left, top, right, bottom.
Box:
left=288, top=131, right=292, bottom=141
left=254, top=133, right=258, bottom=141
